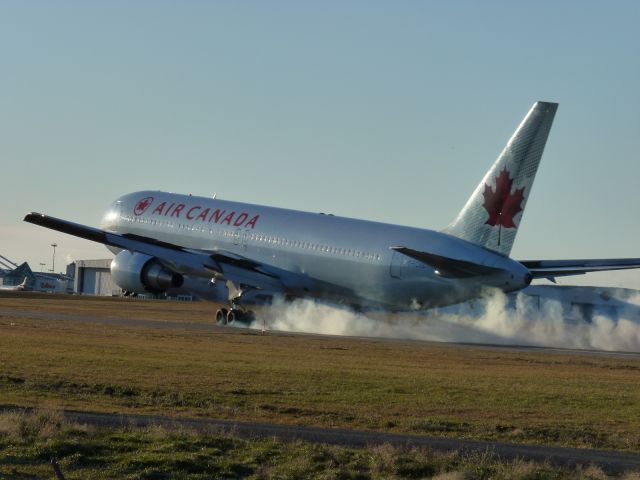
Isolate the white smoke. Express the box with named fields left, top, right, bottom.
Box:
left=251, top=290, right=640, bottom=352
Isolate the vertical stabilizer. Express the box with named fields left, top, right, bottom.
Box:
left=444, top=101, right=557, bottom=255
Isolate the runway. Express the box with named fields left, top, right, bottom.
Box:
left=2, top=306, right=640, bottom=359
left=1, top=405, right=639, bottom=473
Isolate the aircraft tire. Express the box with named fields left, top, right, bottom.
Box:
left=225, top=309, right=255, bottom=326
left=216, top=308, right=228, bottom=325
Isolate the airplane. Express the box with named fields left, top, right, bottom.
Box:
left=23, top=101, right=640, bottom=325
left=0, top=277, right=29, bottom=292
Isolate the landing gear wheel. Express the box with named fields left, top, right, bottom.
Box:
left=216, top=308, right=228, bottom=325
left=226, top=309, right=255, bottom=326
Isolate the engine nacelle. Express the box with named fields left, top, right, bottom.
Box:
left=111, top=251, right=184, bottom=295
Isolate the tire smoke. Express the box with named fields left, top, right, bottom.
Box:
left=253, top=289, right=640, bottom=352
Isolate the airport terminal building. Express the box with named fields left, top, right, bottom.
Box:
left=0, top=260, right=71, bottom=293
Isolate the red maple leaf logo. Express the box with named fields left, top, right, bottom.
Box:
left=134, top=197, right=154, bottom=216
left=482, top=168, right=524, bottom=228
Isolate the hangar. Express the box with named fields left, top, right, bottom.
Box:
left=71, top=259, right=120, bottom=296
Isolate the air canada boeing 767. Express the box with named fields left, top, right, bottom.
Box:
left=24, top=102, right=640, bottom=324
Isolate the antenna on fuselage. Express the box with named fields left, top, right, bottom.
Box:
left=212, top=193, right=217, bottom=199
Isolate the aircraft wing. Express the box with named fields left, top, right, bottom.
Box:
left=519, top=258, right=640, bottom=279
left=23, top=212, right=310, bottom=293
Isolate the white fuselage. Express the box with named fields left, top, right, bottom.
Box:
left=101, top=191, right=530, bottom=309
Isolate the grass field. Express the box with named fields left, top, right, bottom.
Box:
left=1, top=293, right=640, bottom=450
left=1, top=408, right=628, bottom=480
left=1, top=293, right=640, bottom=477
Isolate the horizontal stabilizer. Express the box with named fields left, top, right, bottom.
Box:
left=391, top=246, right=502, bottom=278
left=520, top=258, right=640, bottom=278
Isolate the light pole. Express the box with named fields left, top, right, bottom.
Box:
left=39, top=263, right=46, bottom=272
left=51, top=243, right=57, bottom=273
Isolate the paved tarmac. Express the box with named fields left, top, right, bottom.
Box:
left=2, top=405, right=640, bottom=473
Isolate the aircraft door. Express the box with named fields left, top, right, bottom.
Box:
left=232, top=229, right=241, bottom=247
left=241, top=230, right=249, bottom=251
left=233, top=229, right=248, bottom=251
left=390, top=251, right=404, bottom=278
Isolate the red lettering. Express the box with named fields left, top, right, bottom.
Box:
left=233, top=213, right=248, bottom=226
left=186, top=206, right=201, bottom=220
left=171, top=204, right=185, bottom=218
left=209, top=209, right=226, bottom=223
left=245, top=215, right=260, bottom=229
left=152, top=202, right=166, bottom=215
left=221, top=211, right=235, bottom=225
left=164, top=203, right=175, bottom=216
left=196, top=208, right=210, bottom=221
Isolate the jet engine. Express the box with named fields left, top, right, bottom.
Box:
left=110, top=250, right=183, bottom=295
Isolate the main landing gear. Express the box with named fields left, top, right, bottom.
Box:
left=213, top=279, right=258, bottom=326
left=215, top=307, right=256, bottom=326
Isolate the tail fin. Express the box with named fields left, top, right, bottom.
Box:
left=444, top=101, right=558, bottom=255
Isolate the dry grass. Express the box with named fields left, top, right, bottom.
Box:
left=0, top=291, right=218, bottom=323
left=3, top=409, right=627, bottom=479
left=1, top=293, right=640, bottom=451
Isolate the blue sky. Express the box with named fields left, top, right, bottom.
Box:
left=1, top=1, right=639, bottom=288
